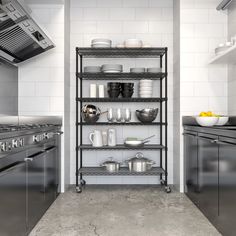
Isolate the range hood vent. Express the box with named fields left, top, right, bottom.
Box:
left=216, top=0, right=233, bottom=10
left=0, top=0, right=55, bottom=64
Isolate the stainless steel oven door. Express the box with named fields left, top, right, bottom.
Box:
left=0, top=152, right=27, bottom=236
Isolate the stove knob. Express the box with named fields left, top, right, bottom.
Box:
left=0, top=142, right=6, bottom=152
left=8, top=142, right=12, bottom=151
left=19, top=138, right=24, bottom=147
left=43, top=133, right=49, bottom=140
left=33, top=135, right=40, bottom=143
left=12, top=139, right=18, bottom=148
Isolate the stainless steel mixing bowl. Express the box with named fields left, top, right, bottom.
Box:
left=136, top=108, right=158, bottom=123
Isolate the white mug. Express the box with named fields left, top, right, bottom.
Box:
left=108, top=128, right=116, bottom=147
left=89, top=130, right=103, bottom=147
left=90, top=84, right=97, bottom=98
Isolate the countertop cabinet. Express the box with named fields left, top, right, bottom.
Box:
left=197, top=134, right=219, bottom=224
left=218, top=137, right=236, bottom=236
left=184, top=126, right=236, bottom=236
left=184, top=131, right=198, bottom=205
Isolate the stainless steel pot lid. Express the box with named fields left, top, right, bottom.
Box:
left=128, top=152, right=151, bottom=163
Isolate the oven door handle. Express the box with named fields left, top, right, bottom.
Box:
left=25, top=151, right=45, bottom=162
left=45, top=146, right=57, bottom=154
left=0, top=162, right=25, bottom=177
left=53, top=131, right=63, bottom=136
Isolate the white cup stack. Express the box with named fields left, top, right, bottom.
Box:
left=139, top=80, right=153, bottom=98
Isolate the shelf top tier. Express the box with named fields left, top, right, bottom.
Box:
left=77, top=72, right=166, bottom=80
left=76, top=47, right=167, bottom=58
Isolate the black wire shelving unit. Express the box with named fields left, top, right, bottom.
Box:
left=75, top=47, right=170, bottom=193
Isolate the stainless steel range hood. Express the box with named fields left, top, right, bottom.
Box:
left=0, top=0, right=55, bottom=64
left=216, top=0, right=233, bottom=10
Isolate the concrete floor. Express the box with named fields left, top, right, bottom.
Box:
left=30, top=186, right=221, bottom=236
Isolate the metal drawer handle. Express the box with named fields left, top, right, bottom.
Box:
left=216, top=140, right=236, bottom=146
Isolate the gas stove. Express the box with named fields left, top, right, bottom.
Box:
left=0, top=123, right=62, bottom=155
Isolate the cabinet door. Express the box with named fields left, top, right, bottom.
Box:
left=0, top=160, right=27, bottom=236
left=184, top=131, right=198, bottom=204
left=26, top=151, right=46, bottom=233
left=218, top=137, right=236, bottom=236
left=197, top=134, right=219, bottom=223
left=44, top=146, right=57, bottom=209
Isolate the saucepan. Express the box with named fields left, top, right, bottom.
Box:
left=124, top=135, right=155, bottom=147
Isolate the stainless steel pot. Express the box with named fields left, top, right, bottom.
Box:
left=101, top=159, right=120, bottom=172
left=126, top=152, right=155, bottom=172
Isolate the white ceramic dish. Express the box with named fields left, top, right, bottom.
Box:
left=124, top=39, right=143, bottom=48
left=92, top=44, right=111, bottom=48
left=91, top=38, right=111, bottom=44
left=215, top=117, right=229, bottom=126
left=103, top=70, right=122, bottom=73
left=196, top=117, right=219, bottom=127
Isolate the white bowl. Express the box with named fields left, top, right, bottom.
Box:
left=215, top=117, right=229, bottom=126
left=196, top=117, right=219, bottom=127
left=124, top=39, right=143, bottom=48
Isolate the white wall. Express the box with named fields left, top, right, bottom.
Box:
left=176, top=0, right=228, bottom=192
left=69, top=0, right=174, bottom=185
left=18, top=2, right=65, bottom=191
left=228, top=1, right=236, bottom=115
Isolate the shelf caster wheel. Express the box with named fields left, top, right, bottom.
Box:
left=80, top=179, right=86, bottom=186
left=76, top=186, right=82, bottom=193
left=165, top=186, right=171, bottom=193
left=160, top=180, right=165, bottom=186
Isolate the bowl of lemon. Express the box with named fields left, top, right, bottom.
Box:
left=196, top=111, right=219, bottom=127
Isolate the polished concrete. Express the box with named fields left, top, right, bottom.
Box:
left=30, top=186, right=221, bottom=236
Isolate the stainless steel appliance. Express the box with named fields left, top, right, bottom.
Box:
left=0, top=0, right=55, bottom=64
left=0, top=121, right=62, bottom=236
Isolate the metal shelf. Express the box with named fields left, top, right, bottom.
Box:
left=76, top=47, right=167, bottom=58
left=77, top=72, right=166, bottom=80
left=78, top=144, right=165, bottom=150
left=78, top=167, right=165, bottom=176
left=78, top=122, right=167, bottom=126
left=77, top=97, right=167, bottom=103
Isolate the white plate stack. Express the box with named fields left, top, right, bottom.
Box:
left=139, top=80, right=153, bottom=98
left=91, top=38, right=112, bottom=48
left=101, top=64, right=123, bottom=73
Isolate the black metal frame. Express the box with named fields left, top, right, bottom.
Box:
left=75, top=47, right=169, bottom=192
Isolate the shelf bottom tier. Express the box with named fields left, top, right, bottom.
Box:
left=78, top=167, right=165, bottom=176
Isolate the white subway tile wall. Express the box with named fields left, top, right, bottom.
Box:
left=18, top=4, right=65, bottom=190
left=70, top=0, right=174, bottom=185
left=178, top=0, right=228, bottom=192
